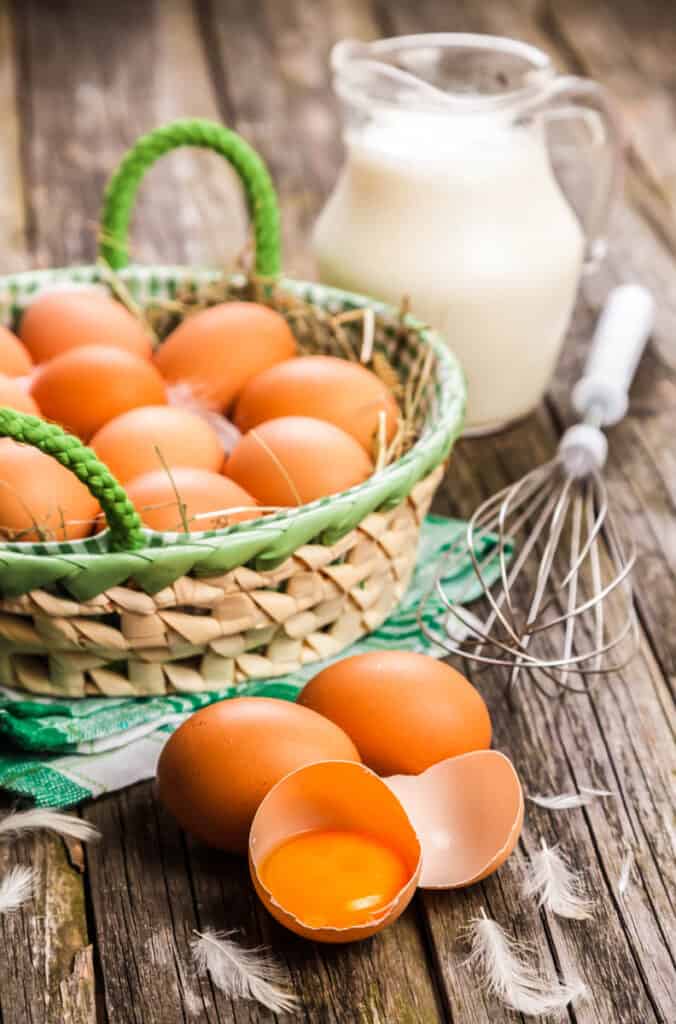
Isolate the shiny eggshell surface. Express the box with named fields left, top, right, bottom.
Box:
left=156, top=698, right=361, bottom=853
left=385, top=750, right=524, bottom=888
left=154, top=302, right=297, bottom=411
left=226, top=416, right=373, bottom=506
left=124, top=468, right=260, bottom=532
left=0, top=326, right=33, bottom=377
left=0, top=375, right=41, bottom=415
left=19, top=290, right=153, bottom=363
left=233, top=355, right=400, bottom=452
left=249, top=760, right=421, bottom=943
left=90, top=405, right=224, bottom=483
left=31, top=345, right=167, bottom=440
left=298, top=651, right=492, bottom=775
left=0, top=439, right=99, bottom=541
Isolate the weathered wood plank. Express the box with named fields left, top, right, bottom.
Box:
left=0, top=807, right=94, bottom=1024
left=430, top=419, right=675, bottom=1024
left=0, top=3, right=27, bottom=274
left=544, top=0, right=676, bottom=253
left=12, top=0, right=247, bottom=271
left=82, top=784, right=211, bottom=1023
left=0, top=4, right=93, bottom=1021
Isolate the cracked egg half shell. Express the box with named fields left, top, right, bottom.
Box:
left=249, top=760, right=422, bottom=943
left=385, top=749, right=524, bottom=889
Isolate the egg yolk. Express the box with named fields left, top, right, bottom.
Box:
left=259, top=829, right=409, bottom=929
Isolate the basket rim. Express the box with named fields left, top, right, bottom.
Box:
left=0, top=264, right=465, bottom=589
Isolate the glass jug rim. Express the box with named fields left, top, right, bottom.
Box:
left=332, top=32, right=556, bottom=116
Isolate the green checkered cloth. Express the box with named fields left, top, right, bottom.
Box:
left=0, top=516, right=502, bottom=807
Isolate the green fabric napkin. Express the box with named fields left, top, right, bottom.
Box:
left=0, top=516, right=502, bottom=807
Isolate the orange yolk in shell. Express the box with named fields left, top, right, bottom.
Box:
left=259, top=829, right=409, bottom=929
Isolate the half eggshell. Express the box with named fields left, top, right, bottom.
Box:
left=249, top=760, right=422, bottom=944
left=385, top=750, right=524, bottom=889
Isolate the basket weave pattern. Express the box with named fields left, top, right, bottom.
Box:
left=0, top=468, right=441, bottom=697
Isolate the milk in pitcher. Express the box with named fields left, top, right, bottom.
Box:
left=313, top=36, right=622, bottom=434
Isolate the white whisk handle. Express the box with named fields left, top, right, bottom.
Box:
left=572, top=284, right=655, bottom=426
left=560, top=423, right=608, bottom=476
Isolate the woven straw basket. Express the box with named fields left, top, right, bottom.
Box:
left=0, top=120, right=465, bottom=699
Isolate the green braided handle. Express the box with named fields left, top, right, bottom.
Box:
left=98, top=119, right=282, bottom=275
left=0, top=409, right=144, bottom=551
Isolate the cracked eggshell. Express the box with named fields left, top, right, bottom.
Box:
left=385, top=750, right=524, bottom=889
left=249, top=760, right=422, bottom=944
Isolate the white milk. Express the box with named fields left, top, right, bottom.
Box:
left=313, top=111, right=585, bottom=432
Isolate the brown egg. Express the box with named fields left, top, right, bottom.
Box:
left=226, top=416, right=373, bottom=506
left=0, top=439, right=99, bottom=541
left=31, top=345, right=167, bottom=440
left=0, top=375, right=41, bottom=415
left=154, top=302, right=297, bottom=410
left=299, top=651, right=492, bottom=776
left=0, top=325, right=33, bottom=377
left=19, top=289, right=152, bottom=363
left=385, top=751, right=524, bottom=888
left=234, top=355, right=400, bottom=452
left=249, top=760, right=421, bottom=943
left=124, top=467, right=260, bottom=532
left=91, top=406, right=224, bottom=483
left=157, top=698, right=362, bottom=853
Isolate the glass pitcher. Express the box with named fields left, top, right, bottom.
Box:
left=313, top=34, right=623, bottom=435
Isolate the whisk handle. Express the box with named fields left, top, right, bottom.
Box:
left=572, top=284, right=655, bottom=426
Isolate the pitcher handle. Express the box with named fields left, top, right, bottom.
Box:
left=523, top=76, right=624, bottom=273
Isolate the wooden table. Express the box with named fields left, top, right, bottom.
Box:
left=0, top=1, right=674, bottom=1021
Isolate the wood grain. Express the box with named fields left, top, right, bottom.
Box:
left=0, top=823, right=94, bottom=1024
left=0, top=3, right=27, bottom=273
left=0, top=4, right=94, bottom=1021
left=12, top=0, right=247, bottom=271
left=0, top=0, right=674, bottom=1022
left=544, top=0, right=676, bottom=253
left=429, top=420, right=675, bottom=1024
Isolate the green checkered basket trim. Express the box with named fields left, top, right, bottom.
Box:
left=0, top=120, right=465, bottom=602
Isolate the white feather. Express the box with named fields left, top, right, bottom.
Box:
left=522, top=841, right=594, bottom=920
left=167, top=382, right=242, bottom=453
left=0, top=866, right=34, bottom=914
left=191, top=929, right=298, bottom=1015
left=0, top=808, right=100, bottom=843
left=618, top=850, right=634, bottom=897
left=464, top=910, right=588, bottom=1016
left=527, top=787, right=614, bottom=810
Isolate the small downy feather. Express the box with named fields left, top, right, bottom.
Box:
left=522, top=841, right=594, bottom=920
left=0, top=808, right=100, bottom=843
left=191, top=929, right=298, bottom=1015
left=464, top=909, right=587, bottom=1016
left=527, top=786, right=614, bottom=810
left=618, top=850, right=634, bottom=897
left=0, top=866, right=34, bottom=915
left=167, top=381, right=242, bottom=453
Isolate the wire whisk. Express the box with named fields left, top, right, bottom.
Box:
left=420, top=285, right=655, bottom=703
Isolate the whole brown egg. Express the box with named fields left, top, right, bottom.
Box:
left=157, top=697, right=361, bottom=853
